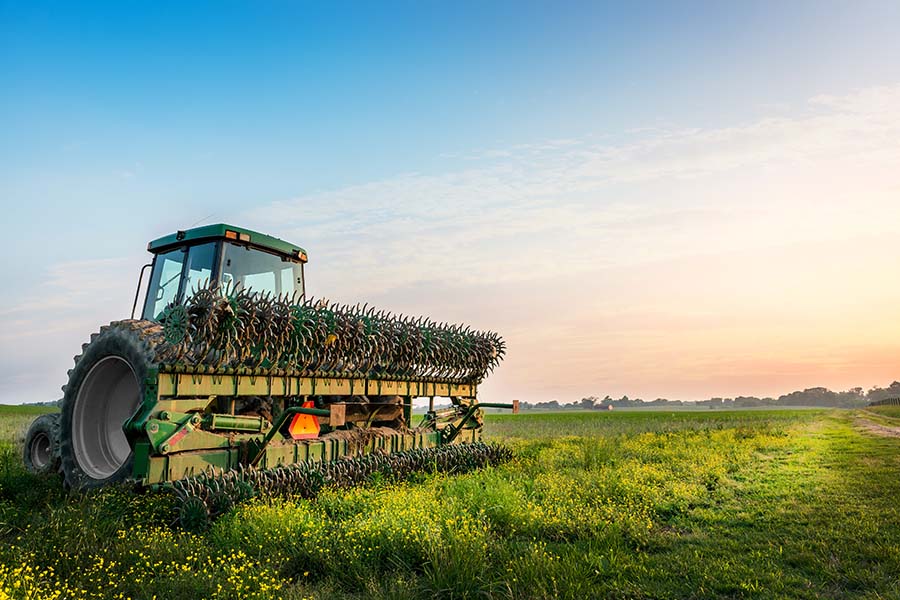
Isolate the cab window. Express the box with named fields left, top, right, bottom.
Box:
left=221, top=242, right=303, bottom=297
left=184, top=242, right=217, bottom=295
left=142, top=248, right=185, bottom=319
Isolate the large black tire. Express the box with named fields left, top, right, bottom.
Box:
left=60, top=320, right=163, bottom=489
left=23, top=413, right=61, bottom=475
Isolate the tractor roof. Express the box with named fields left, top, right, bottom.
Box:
left=147, top=223, right=308, bottom=262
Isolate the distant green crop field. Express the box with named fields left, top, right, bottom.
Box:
left=0, top=407, right=898, bottom=599
left=867, top=405, right=900, bottom=419
left=482, top=408, right=824, bottom=440
left=0, top=404, right=57, bottom=450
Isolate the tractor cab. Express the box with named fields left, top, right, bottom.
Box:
left=140, top=224, right=307, bottom=321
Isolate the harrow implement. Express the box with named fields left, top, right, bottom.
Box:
left=22, top=224, right=514, bottom=496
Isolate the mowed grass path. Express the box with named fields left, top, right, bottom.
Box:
left=0, top=407, right=897, bottom=599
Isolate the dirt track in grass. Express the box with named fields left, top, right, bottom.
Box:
left=855, top=416, right=900, bottom=438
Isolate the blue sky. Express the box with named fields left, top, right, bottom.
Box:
left=3, top=1, right=900, bottom=404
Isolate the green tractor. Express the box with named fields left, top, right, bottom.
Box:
left=24, top=224, right=511, bottom=498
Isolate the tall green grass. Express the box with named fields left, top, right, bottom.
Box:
left=865, top=404, right=900, bottom=420
left=482, top=408, right=822, bottom=440
left=0, top=408, right=897, bottom=599
left=0, top=405, right=56, bottom=449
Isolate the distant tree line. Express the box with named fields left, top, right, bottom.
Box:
left=517, top=381, right=900, bottom=411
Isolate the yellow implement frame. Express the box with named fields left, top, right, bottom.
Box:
left=156, top=370, right=477, bottom=399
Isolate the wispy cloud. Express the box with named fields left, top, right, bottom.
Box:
left=240, top=83, right=900, bottom=401
left=0, top=256, right=143, bottom=403
left=0, top=258, right=132, bottom=318
left=4, top=84, right=900, bottom=404
left=243, top=84, right=900, bottom=298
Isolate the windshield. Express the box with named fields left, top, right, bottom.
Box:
left=142, top=242, right=218, bottom=320
left=221, top=242, right=304, bottom=298
left=184, top=242, right=216, bottom=295
left=142, top=247, right=186, bottom=320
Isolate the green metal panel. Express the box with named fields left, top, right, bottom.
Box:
left=132, top=441, right=152, bottom=481
left=166, top=448, right=237, bottom=481
left=261, top=444, right=294, bottom=469
left=308, top=442, right=324, bottom=462
left=147, top=223, right=307, bottom=260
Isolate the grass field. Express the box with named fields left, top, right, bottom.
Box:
left=0, top=406, right=898, bottom=599
left=866, top=405, right=900, bottom=420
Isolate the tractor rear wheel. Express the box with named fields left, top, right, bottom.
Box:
left=23, top=413, right=61, bottom=475
left=60, top=320, right=163, bottom=489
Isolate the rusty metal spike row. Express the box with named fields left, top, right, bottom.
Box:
left=158, top=283, right=506, bottom=382
left=172, top=441, right=513, bottom=531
